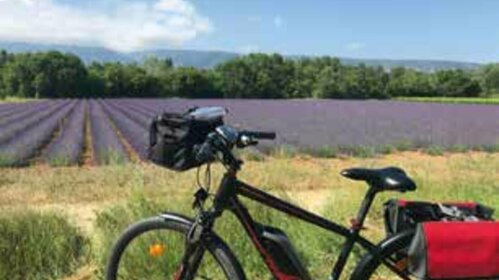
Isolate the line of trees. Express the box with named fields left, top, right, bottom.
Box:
left=0, top=50, right=498, bottom=99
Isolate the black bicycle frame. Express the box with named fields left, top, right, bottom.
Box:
left=205, top=171, right=411, bottom=280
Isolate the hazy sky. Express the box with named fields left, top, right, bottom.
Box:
left=0, top=0, right=497, bottom=62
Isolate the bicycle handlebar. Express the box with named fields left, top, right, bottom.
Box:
left=240, top=130, right=276, bottom=140
left=196, top=125, right=276, bottom=170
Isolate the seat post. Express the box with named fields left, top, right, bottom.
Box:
left=329, top=185, right=379, bottom=280
left=352, top=185, right=378, bottom=231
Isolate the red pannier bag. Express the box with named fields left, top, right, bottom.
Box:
left=408, top=221, right=499, bottom=279
left=383, top=199, right=494, bottom=236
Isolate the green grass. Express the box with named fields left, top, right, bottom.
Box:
left=268, top=142, right=499, bottom=159
left=93, top=155, right=499, bottom=279
left=95, top=150, right=129, bottom=165
left=45, top=154, right=75, bottom=167
left=0, top=211, right=88, bottom=280
left=396, top=96, right=499, bottom=105
left=95, top=194, right=353, bottom=279
left=301, top=146, right=339, bottom=158
left=0, top=153, right=16, bottom=167
left=423, top=145, right=444, bottom=156
left=269, top=144, right=300, bottom=158
left=1, top=153, right=497, bottom=279
left=0, top=96, right=39, bottom=103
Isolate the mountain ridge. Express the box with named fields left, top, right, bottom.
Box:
left=0, top=41, right=482, bottom=71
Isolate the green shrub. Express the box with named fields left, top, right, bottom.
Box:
left=270, top=145, right=299, bottom=158
left=396, top=96, right=499, bottom=105
left=0, top=211, right=88, bottom=280
left=392, top=140, right=413, bottom=152
left=377, top=144, right=396, bottom=155
left=424, top=145, right=444, bottom=156
left=447, top=144, right=469, bottom=153
left=0, top=153, right=16, bottom=167
left=96, top=150, right=129, bottom=165
left=303, top=146, right=339, bottom=158
left=337, top=145, right=377, bottom=158
left=45, top=154, right=73, bottom=167
left=478, top=143, right=499, bottom=153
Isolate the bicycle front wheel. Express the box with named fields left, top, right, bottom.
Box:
left=105, top=215, right=245, bottom=280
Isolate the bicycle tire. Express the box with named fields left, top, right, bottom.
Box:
left=350, top=230, right=415, bottom=280
left=105, top=214, right=246, bottom=280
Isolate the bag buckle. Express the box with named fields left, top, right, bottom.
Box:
left=438, top=204, right=479, bottom=221
left=192, top=188, right=209, bottom=210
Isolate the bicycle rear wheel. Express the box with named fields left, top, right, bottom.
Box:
left=105, top=215, right=245, bottom=280
left=350, top=231, right=416, bottom=280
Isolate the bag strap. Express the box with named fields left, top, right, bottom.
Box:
left=149, top=119, right=158, bottom=146
left=158, top=113, right=190, bottom=128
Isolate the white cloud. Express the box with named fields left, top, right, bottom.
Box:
left=273, top=15, right=284, bottom=28
left=0, top=0, right=212, bottom=52
left=346, top=42, right=364, bottom=51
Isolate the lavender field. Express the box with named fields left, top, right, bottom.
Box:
left=0, top=99, right=497, bottom=166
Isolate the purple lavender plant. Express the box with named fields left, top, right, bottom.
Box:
left=0, top=100, right=71, bottom=144
left=88, top=100, right=128, bottom=165
left=43, top=100, right=86, bottom=166
left=0, top=101, right=76, bottom=166
left=100, top=100, right=149, bottom=158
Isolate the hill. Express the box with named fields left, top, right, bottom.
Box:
left=0, top=41, right=482, bottom=71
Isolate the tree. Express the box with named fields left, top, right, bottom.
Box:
left=167, top=67, right=219, bottom=98
left=0, top=51, right=87, bottom=98
left=313, top=65, right=344, bottom=98
left=142, top=56, right=173, bottom=77
left=386, top=68, right=434, bottom=97
left=85, top=63, right=106, bottom=97
left=215, top=58, right=253, bottom=98
left=481, top=64, right=499, bottom=96
left=0, top=49, right=490, bottom=100
left=435, top=70, right=482, bottom=97
left=216, top=53, right=294, bottom=99
left=1, top=53, right=36, bottom=97
left=0, top=50, right=9, bottom=67
left=289, top=59, right=317, bottom=98
left=0, top=50, right=7, bottom=98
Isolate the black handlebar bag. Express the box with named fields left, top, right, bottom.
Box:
left=408, top=221, right=499, bottom=279
left=148, top=110, right=223, bottom=171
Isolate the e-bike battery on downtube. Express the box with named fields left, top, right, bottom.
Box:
left=257, top=223, right=312, bottom=280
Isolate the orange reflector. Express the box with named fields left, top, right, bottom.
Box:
left=395, top=257, right=408, bottom=271
left=149, top=244, right=166, bottom=257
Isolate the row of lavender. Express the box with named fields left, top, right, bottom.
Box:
left=0, top=100, right=131, bottom=166
left=111, top=99, right=499, bottom=154
left=0, top=99, right=498, bottom=166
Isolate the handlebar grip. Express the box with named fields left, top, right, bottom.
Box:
left=242, top=131, right=276, bottom=140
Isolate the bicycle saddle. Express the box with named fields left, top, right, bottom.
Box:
left=340, top=167, right=416, bottom=192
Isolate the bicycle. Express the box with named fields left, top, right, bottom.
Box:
left=105, top=125, right=418, bottom=280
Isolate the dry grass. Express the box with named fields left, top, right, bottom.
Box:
left=0, top=151, right=497, bottom=230
left=0, top=151, right=497, bottom=279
